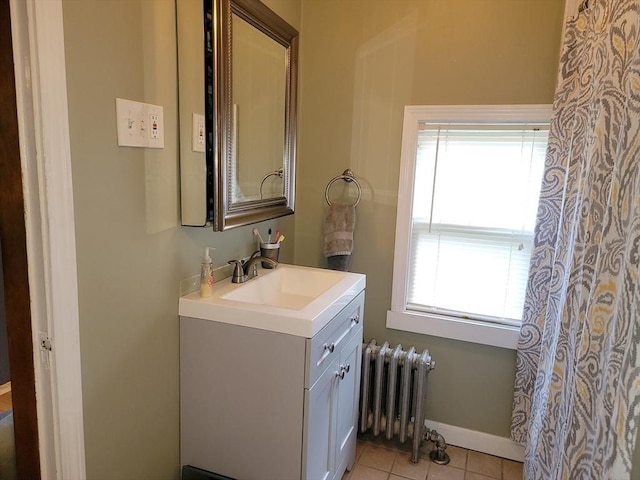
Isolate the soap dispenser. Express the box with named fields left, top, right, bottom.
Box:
left=200, top=247, right=215, bottom=298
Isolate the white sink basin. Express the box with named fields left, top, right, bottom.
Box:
left=221, top=265, right=345, bottom=309
left=179, top=264, right=366, bottom=338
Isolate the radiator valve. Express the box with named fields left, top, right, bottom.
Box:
left=424, top=428, right=450, bottom=465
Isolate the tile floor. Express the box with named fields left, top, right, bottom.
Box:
left=344, top=436, right=523, bottom=480
left=0, top=382, right=11, bottom=414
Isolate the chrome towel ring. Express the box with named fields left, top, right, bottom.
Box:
left=325, top=169, right=362, bottom=207
left=259, top=167, right=283, bottom=199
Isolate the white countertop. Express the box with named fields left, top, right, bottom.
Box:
left=179, top=263, right=366, bottom=338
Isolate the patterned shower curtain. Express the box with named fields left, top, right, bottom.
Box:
left=510, top=1, right=640, bottom=478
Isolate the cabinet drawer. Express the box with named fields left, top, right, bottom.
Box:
left=305, top=291, right=364, bottom=389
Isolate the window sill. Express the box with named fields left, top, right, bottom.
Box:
left=386, top=310, right=519, bottom=350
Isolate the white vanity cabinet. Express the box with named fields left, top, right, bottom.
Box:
left=304, top=333, right=362, bottom=480
left=180, top=290, right=364, bottom=480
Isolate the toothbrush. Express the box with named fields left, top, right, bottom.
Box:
left=277, top=234, right=285, bottom=244
left=252, top=228, right=265, bottom=244
left=274, top=230, right=280, bottom=244
left=268, top=228, right=272, bottom=243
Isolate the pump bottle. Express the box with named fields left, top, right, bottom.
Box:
left=200, top=247, right=215, bottom=297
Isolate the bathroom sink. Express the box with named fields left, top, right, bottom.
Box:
left=221, top=265, right=344, bottom=309
left=179, top=263, right=366, bottom=337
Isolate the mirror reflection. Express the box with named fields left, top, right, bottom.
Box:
left=177, top=0, right=298, bottom=229
left=231, top=13, right=286, bottom=203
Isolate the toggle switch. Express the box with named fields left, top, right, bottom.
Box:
left=116, top=98, right=164, bottom=148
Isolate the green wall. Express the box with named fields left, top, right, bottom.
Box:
left=60, top=0, right=567, bottom=477
left=294, top=0, right=564, bottom=437
left=62, top=0, right=298, bottom=478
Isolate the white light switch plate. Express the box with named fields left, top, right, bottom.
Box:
left=192, top=113, right=206, bottom=153
left=116, top=98, right=165, bottom=148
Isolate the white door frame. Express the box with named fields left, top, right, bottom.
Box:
left=9, top=0, right=85, bottom=478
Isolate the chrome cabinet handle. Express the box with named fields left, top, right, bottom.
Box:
left=324, top=343, right=335, bottom=353
left=336, top=364, right=351, bottom=380
left=350, top=314, right=360, bottom=324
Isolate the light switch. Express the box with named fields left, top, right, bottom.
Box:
left=116, top=98, right=165, bottom=148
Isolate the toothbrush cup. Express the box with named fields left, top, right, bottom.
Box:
left=260, top=243, right=280, bottom=269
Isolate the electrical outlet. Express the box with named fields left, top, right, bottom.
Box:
left=116, top=98, right=164, bottom=148
left=192, top=113, right=205, bottom=153
left=150, top=114, right=159, bottom=140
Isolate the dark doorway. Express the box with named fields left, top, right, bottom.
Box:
left=0, top=0, right=41, bottom=478
left=0, top=244, right=9, bottom=385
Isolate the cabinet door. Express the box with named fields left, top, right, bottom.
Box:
left=333, top=331, right=363, bottom=479
left=303, top=358, right=338, bottom=480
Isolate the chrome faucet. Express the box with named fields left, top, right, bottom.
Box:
left=228, top=251, right=278, bottom=283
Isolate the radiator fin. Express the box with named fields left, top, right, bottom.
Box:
left=359, top=340, right=435, bottom=463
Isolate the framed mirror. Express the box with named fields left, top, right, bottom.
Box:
left=178, top=0, right=298, bottom=230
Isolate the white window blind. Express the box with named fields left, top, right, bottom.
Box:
left=408, top=124, right=549, bottom=325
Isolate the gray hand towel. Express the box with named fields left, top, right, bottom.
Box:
left=327, top=254, right=352, bottom=272
left=323, top=204, right=356, bottom=270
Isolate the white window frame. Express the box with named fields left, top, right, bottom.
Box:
left=387, top=105, right=553, bottom=350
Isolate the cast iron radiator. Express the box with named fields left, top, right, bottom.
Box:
left=359, top=339, right=449, bottom=464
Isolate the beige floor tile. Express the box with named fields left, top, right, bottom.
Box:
left=464, top=472, right=496, bottom=480
left=349, top=464, right=390, bottom=480
left=466, top=451, right=501, bottom=478
left=344, top=463, right=359, bottom=480
left=354, top=437, right=521, bottom=480
left=391, top=453, right=430, bottom=480
left=443, top=445, right=468, bottom=470
left=359, top=443, right=398, bottom=472
left=426, top=463, right=465, bottom=480
left=502, top=459, right=524, bottom=480
left=356, top=440, right=367, bottom=462
left=0, top=391, right=12, bottom=412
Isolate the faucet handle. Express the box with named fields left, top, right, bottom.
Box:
left=228, top=260, right=247, bottom=283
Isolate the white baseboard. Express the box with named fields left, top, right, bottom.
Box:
left=425, top=419, right=525, bottom=462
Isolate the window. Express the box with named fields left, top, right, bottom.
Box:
left=387, top=105, right=552, bottom=349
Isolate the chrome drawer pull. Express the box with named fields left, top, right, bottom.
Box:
left=350, top=314, right=360, bottom=324
left=324, top=342, right=335, bottom=353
